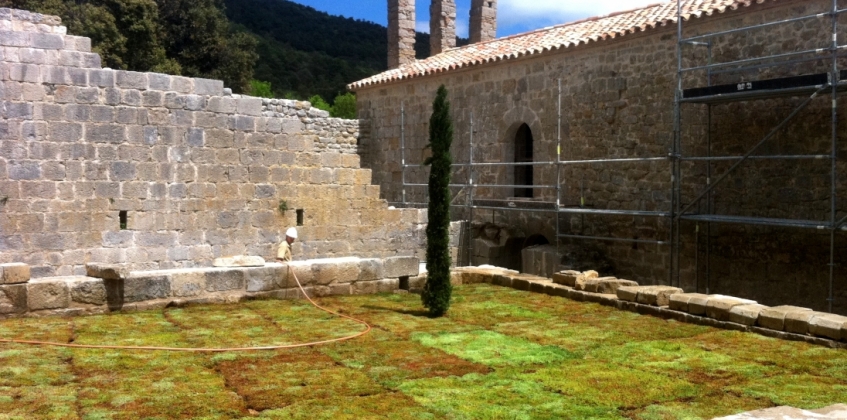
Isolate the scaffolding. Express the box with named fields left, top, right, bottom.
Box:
left=392, top=0, right=845, bottom=313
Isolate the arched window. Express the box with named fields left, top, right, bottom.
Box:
left=514, top=123, right=533, bottom=198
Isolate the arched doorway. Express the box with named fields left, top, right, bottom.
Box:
left=514, top=123, right=533, bottom=198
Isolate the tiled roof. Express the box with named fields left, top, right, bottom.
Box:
left=349, top=0, right=771, bottom=89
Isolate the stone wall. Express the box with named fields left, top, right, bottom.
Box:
left=0, top=8, right=428, bottom=278
left=430, top=0, right=457, bottom=56
left=469, top=0, right=497, bottom=44
left=355, top=0, right=847, bottom=313
left=0, top=256, right=419, bottom=319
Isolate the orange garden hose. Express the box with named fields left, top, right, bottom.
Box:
left=0, top=267, right=371, bottom=352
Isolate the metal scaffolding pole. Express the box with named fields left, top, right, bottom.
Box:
left=401, top=102, right=406, bottom=207
left=556, top=78, right=562, bottom=256
left=468, top=111, right=475, bottom=266
left=828, top=0, right=838, bottom=313
left=671, top=0, right=682, bottom=287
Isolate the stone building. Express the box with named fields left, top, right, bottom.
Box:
left=0, top=8, right=432, bottom=278
left=352, top=0, right=847, bottom=313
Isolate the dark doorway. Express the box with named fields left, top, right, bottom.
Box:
left=514, top=123, right=533, bottom=198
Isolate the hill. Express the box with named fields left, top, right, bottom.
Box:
left=224, top=0, right=466, bottom=101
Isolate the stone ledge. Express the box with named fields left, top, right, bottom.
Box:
left=453, top=266, right=847, bottom=347
left=1, top=256, right=420, bottom=319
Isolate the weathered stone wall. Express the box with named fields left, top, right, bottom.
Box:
left=355, top=0, right=847, bottom=313
left=0, top=256, right=420, bottom=319
left=388, top=0, right=416, bottom=69
left=469, top=0, right=497, bottom=44
left=0, top=8, right=429, bottom=278
left=430, top=0, right=457, bottom=56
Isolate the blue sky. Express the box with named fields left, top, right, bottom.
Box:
left=289, top=0, right=662, bottom=38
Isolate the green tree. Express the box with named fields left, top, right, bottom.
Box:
left=249, top=80, right=273, bottom=98
left=309, top=95, right=331, bottom=112
left=0, top=0, right=257, bottom=93
left=421, top=85, right=453, bottom=317
left=330, top=92, right=357, bottom=119
left=155, top=0, right=257, bottom=92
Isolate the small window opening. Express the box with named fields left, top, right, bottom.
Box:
left=119, top=211, right=128, bottom=230
left=514, top=123, right=534, bottom=198
left=487, top=2, right=493, bottom=7
left=296, top=209, right=304, bottom=226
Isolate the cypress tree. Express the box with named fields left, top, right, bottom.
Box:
left=421, top=85, right=453, bottom=317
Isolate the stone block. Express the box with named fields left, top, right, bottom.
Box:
left=69, top=276, right=106, bottom=305
left=809, top=313, right=847, bottom=340
left=383, top=256, right=419, bottom=278
left=27, top=278, right=70, bottom=310
left=85, top=263, right=128, bottom=280
left=635, top=286, right=682, bottom=307
left=1, top=263, right=30, bottom=284
left=758, top=306, right=813, bottom=331
left=0, top=284, right=27, bottom=314
left=170, top=270, right=205, bottom=297
left=212, top=255, right=266, bottom=267
left=686, top=294, right=712, bottom=315
left=377, top=279, right=399, bottom=293
left=615, top=286, right=639, bottom=302
left=552, top=270, right=580, bottom=286
left=205, top=269, right=246, bottom=292
left=245, top=265, right=286, bottom=293
left=193, top=78, right=224, bottom=96
left=582, top=277, right=637, bottom=294
left=669, top=293, right=707, bottom=313
left=705, top=296, right=757, bottom=322
left=784, top=310, right=816, bottom=335
left=408, top=274, right=426, bottom=291
left=121, top=274, right=171, bottom=302
left=728, top=304, right=769, bottom=326
left=551, top=270, right=597, bottom=289
left=330, top=283, right=351, bottom=296
left=357, top=259, right=384, bottom=281
left=287, top=261, right=314, bottom=287
left=492, top=274, right=513, bottom=288
left=312, top=258, right=360, bottom=286
left=352, top=280, right=378, bottom=295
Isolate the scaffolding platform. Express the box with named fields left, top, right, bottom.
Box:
left=681, top=71, right=847, bottom=104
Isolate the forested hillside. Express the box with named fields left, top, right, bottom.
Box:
left=1, top=0, right=465, bottom=101
left=224, top=0, right=457, bottom=101
left=0, top=0, right=258, bottom=93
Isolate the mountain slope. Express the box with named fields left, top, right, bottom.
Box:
left=224, top=0, right=463, bottom=101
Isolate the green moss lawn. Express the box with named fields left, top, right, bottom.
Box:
left=1, top=284, right=846, bottom=419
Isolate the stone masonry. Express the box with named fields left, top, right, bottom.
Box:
left=0, top=256, right=420, bottom=318
left=355, top=0, right=847, bottom=314
left=0, top=8, right=430, bottom=278
left=430, top=0, right=456, bottom=56
left=388, top=0, right=416, bottom=69
left=469, top=0, right=497, bottom=44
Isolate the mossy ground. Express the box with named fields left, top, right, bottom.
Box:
left=1, top=284, right=845, bottom=419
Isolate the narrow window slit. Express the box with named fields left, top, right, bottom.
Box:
left=296, top=209, right=304, bottom=226
left=119, top=211, right=128, bottom=230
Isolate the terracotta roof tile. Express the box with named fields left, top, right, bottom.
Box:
left=349, top=0, right=770, bottom=89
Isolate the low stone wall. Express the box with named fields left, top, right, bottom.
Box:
left=435, top=266, right=847, bottom=347
left=0, top=256, right=419, bottom=318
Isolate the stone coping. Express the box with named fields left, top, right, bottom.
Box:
left=0, top=256, right=419, bottom=319
left=441, top=266, right=847, bottom=348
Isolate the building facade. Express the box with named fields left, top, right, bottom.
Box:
left=352, top=0, right=847, bottom=313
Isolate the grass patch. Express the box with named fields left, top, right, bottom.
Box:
left=1, top=285, right=846, bottom=419
left=412, top=330, right=578, bottom=367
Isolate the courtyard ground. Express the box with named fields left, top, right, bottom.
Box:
left=0, top=283, right=845, bottom=419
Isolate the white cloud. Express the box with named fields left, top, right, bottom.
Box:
left=498, top=0, right=665, bottom=31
